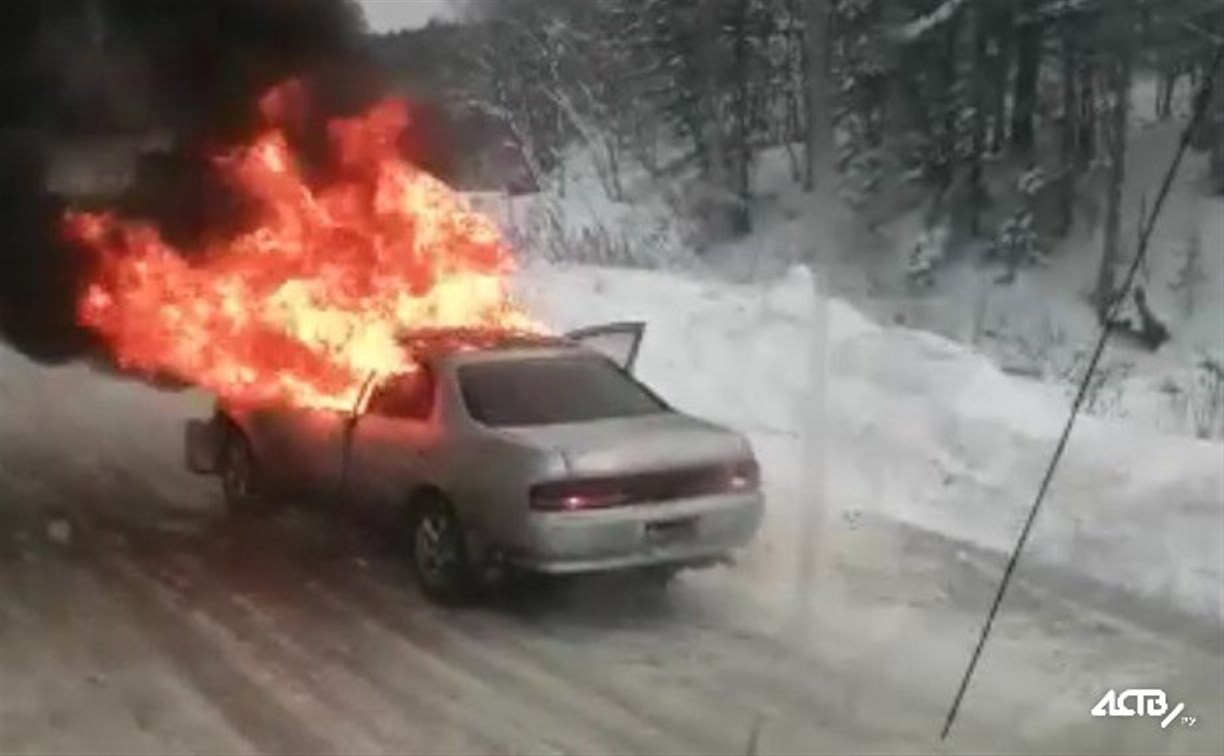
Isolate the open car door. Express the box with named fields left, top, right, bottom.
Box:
left=565, top=321, right=646, bottom=372
left=337, top=372, right=380, bottom=499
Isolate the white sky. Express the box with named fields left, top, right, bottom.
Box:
left=358, top=0, right=458, bottom=32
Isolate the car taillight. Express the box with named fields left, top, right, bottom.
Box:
left=529, top=479, right=632, bottom=511
left=726, top=458, right=760, bottom=491
left=531, top=460, right=760, bottom=512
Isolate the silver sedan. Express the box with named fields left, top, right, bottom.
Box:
left=186, top=324, right=763, bottom=602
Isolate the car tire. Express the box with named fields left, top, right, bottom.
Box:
left=409, top=495, right=474, bottom=605
left=220, top=429, right=266, bottom=515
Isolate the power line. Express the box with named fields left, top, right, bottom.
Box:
left=939, top=42, right=1223, bottom=741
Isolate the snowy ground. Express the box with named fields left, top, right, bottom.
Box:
left=2, top=264, right=1221, bottom=754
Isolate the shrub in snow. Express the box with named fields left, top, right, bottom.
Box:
left=1169, top=228, right=1204, bottom=318
left=1106, top=286, right=1171, bottom=352
left=837, top=141, right=888, bottom=207
left=1079, top=359, right=1134, bottom=418
left=1016, top=165, right=1048, bottom=197
left=498, top=190, right=698, bottom=270
left=1156, top=358, right=1224, bottom=441
left=984, top=166, right=1051, bottom=281
left=905, top=224, right=949, bottom=290
left=988, top=210, right=1046, bottom=281
left=988, top=315, right=1070, bottom=380
left=1190, top=358, right=1224, bottom=440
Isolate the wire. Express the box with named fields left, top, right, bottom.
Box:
left=939, top=42, right=1223, bottom=741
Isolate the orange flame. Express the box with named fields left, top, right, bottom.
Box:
left=65, top=84, right=537, bottom=411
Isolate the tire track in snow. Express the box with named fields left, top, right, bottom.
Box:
left=84, top=541, right=344, bottom=755
left=323, top=552, right=839, bottom=754
left=140, top=549, right=482, bottom=754
left=123, top=515, right=654, bottom=754
left=0, top=558, right=179, bottom=755
left=0, top=548, right=256, bottom=754
left=316, top=565, right=720, bottom=754
left=118, top=527, right=549, bottom=754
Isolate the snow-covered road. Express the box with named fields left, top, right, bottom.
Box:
left=1, top=265, right=1221, bottom=754
left=2, top=359, right=1220, bottom=754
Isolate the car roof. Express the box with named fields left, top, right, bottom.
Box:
left=398, top=328, right=590, bottom=367
left=441, top=344, right=602, bottom=367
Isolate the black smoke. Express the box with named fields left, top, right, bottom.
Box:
left=0, top=0, right=376, bottom=363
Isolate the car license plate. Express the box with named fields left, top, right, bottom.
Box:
left=645, top=517, right=697, bottom=545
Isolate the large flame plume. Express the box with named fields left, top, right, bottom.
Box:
left=64, top=83, right=537, bottom=411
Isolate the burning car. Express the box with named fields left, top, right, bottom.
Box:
left=58, top=83, right=762, bottom=602
left=185, top=323, right=764, bottom=602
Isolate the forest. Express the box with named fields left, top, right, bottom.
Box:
left=371, top=0, right=1223, bottom=326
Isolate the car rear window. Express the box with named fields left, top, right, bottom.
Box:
left=458, top=355, right=669, bottom=427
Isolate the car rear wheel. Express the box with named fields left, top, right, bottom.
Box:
left=410, top=496, right=474, bottom=604
left=220, top=431, right=265, bottom=514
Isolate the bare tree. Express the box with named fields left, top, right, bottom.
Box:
left=1210, top=49, right=1224, bottom=194
left=988, top=6, right=1012, bottom=153
left=967, top=1, right=991, bottom=234
left=730, top=0, right=753, bottom=234
left=1010, top=0, right=1043, bottom=155
left=1095, top=43, right=1132, bottom=317
left=802, top=0, right=832, bottom=191
left=1055, top=15, right=1078, bottom=236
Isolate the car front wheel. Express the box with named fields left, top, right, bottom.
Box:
left=410, top=496, right=474, bottom=604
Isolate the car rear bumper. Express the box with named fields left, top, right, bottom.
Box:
left=511, top=491, right=764, bottom=574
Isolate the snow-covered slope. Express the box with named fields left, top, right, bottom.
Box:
left=517, top=264, right=1224, bottom=622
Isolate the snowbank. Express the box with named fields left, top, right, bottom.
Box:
left=517, top=264, right=1224, bottom=622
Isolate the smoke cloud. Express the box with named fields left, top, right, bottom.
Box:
left=0, top=0, right=375, bottom=362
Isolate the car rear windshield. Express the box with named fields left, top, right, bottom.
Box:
left=458, top=355, right=669, bottom=427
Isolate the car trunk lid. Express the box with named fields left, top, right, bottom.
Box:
left=500, top=412, right=748, bottom=476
